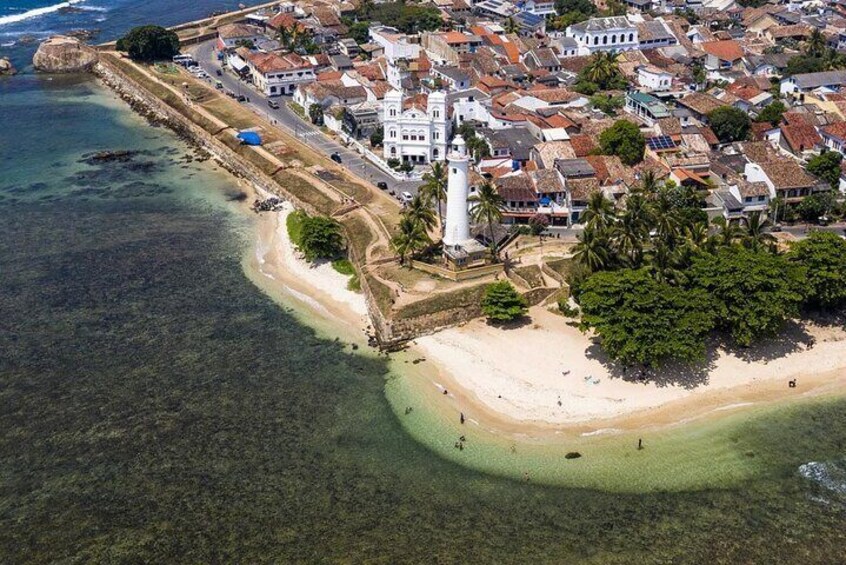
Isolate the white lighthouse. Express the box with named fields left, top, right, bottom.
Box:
left=443, top=135, right=471, bottom=247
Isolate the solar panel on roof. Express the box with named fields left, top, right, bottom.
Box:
left=646, top=135, right=676, bottom=150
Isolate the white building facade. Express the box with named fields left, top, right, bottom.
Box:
left=382, top=90, right=449, bottom=164
left=566, top=16, right=639, bottom=55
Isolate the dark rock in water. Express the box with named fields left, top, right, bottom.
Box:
left=81, top=150, right=135, bottom=164
left=66, top=29, right=100, bottom=42
left=252, top=197, right=285, bottom=212
left=225, top=191, right=248, bottom=202
left=0, top=57, right=16, bottom=76
left=565, top=452, right=582, bottom=460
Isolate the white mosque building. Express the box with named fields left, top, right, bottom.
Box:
left=382, top=89, right=449, bottom=165
left=442, top=135, right=487, bottom=268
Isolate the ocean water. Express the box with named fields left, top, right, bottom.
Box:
left=2, top=2, right=846, bottom=562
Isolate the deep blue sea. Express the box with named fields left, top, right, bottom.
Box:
left=2, top=2, right=846, bottom=562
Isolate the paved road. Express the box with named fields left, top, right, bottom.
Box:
left=780, top=223, right=846, bottom=239
left=190, top=41, right=421, bottom=197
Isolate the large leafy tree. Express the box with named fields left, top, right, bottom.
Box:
left=790, top=231, right=846, bottom=309
left=598, top=120, right=645, bottom=166
left=298, top=216, right=345, bottom=262
left=469, top=180, right=505, bottom=257
left=578, top=268, right=717, bottom=367
left=481, top=281, right=527, bottom=322
left=688, top=247, right=806, bottom=347
left=806, top=152, right=843, bottom=189
left=796, top=192, right=835, bottom=223
left=707, top=106, right=751, bottom=143
left=116, top=25, right=180, bottom=62
left=755, top=101, right=786, bottom=126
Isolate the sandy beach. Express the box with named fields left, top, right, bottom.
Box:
left=247, top=202, right=369, bottom=335
left=246, top=202, right=846, bottom=435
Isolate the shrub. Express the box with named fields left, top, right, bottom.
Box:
left=481, top=281, right=527, bottom=322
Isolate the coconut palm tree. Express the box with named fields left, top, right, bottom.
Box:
left=742, top=211, right=776, bottom=251
left=636, top=170, right=660, bottom=196
left=711, top=216, right=744, bottom=247
left=573, top=226, right=611, bottom=271
left=612, top=193, right=652, bottom=266
left=404, top=194, right=437, bottom=233
left=583, top=51, right=620, bottom=89
left=392, top=216, right=430, bottom=265
left=419, top=161, right=448, bottom=231
left=468, top=180, right=505, bottom=258
left=805, top=28, right=826, bottom=58
left=581, top=191, right=615, bottom=232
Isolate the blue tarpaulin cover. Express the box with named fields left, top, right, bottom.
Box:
left=237, top=131, right=262, bottom=146
left=539, top=196, right=551, bottom=206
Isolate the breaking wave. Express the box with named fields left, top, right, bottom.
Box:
left=0, top=1, right=86, bottom=27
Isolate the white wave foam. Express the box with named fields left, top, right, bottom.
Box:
left=0, top=0, right=86, bottom=27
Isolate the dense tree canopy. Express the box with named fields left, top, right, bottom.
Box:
left=707, top=106, right=751, bottom=143
left=481, top=281, right=527, bottom=322
left=353, top=2, right=442, bottom=34
left=688, top=248, right=806, bottom=347
left=116, top=25, right=180, bottom=62
left=579, top=268, right=716, bottom=367
left=298, top=216, right=345, bottom=262
left=806, top=152, right=843, bottom=189
left=599, top=120, right=645, bottom=166
left=790, top=231, right=846, bottom=309
left=755, top=101, right=786, bottom=126
left=796, top=192, right=835, bottom=223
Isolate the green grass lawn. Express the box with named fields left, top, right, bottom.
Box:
left=332, top=258, right=355, bottom=276
left=286, top=209, right=307, bottom=247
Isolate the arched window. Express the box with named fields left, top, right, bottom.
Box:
left=390, top=108, right=396, bottom=117
left=389, top=129, right=396, bottom=138
left=433, top=109, right=440, bottom=118
left=390, top=147, right=397, bottom=156
left=593, top=36, right=598, bottom=45
left=602, top=35, right=608, bottom=45
left=433, top=148, right=439, bottom=159
left=629, top=33, right=634, bottom=42
left=611, top=34, right=616, bottom=44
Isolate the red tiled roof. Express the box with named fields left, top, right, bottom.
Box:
left=822, top=121, right=846, bottom=141
left=781, top=122, right=821, bottom=153
left=700, top=40, right=744, bottom=62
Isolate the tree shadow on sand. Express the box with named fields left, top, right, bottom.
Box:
left=585, top=341, right=718, bottom=390
left=485, top=315, right=533, bottom=330
left=584, top=319, right=818, bottom=390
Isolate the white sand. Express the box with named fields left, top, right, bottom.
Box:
left=252, top=202, right=368, bottom=326
left=415, top=307, right=846, bottom=427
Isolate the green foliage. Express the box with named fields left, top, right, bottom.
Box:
left=589, top=93, right=624, bottom=116
left=354, top=2, right=443, bottom=34
left=235, top=39, right=256, bottom=49
left=578, top=52, right=627, bottom=91
left=755, top=101, right=786, bottom=126
left=554, top=0, right=597, bottom=15
left=579, top=268, right=717, bottom=367
left=796, top=192, right=835, bottom=223
left=391, top=215, right=430, bottom=264
left=707, top=106, right=751, bottom=143
left=369, top=126, right=384, bottom=147
left=469, top=181, right=505, bottom=256
left=529, top=213, right=549, bottom=235
left=481, top=281, right=527, bottom=322
left=308, top=103, right=324, bottom=125
left=786, top=55, right=824, bottom=76
left=807, top=152, right=843, bottom=189
left=286, top=209, right=307, bottom=246
left=298, top=215, right=345, bottom=262
left=331, top=258, right=356, bottom=276
left=688, top=248, right=806, bottom=347
left=790, top=231, right=846, bottom=308
left=599, top=120, right=645, bottom=165
left=116, top=25, right=180, bottom=62
left=348, top=21, right=370, bottom=44
left=557, top=297, right=580, bottom=318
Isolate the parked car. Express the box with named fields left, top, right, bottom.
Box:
left=400, top=191, right=413, bottom=204
left=215, top=69, right=222, bottom=76
left=267, top=99, right=280, bottom=110
left=819, top=216, right=830, bottom=226
left=376, top=181, right=388, bottom=190
left=236, top=94, right=247, bottom=102
left=770, top=224, right=782, bottom=232
left=330, top=152, right=342, bottom=164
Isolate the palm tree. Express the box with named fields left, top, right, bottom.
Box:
left=742, top=211, right=776, bottom=251
left=573, top=226, right=610, bottom=271
left=805, top=28, right=826, bottom=58
left=468, top=180, right=505, bottom=258
left=612, top=193, right=651, bottom=267
left=419, top=161, right=448, bottom=231
left=636, top=170, right=659, bottom=196
left=581, top=191, right=615, bottom=232
left=392, top=216, right=430, bottom=265
left=404, top=194, right=437, bottom=233
left=711, top=216, right=744, bottom=247
left=583, top=51, right=619, bottom=89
